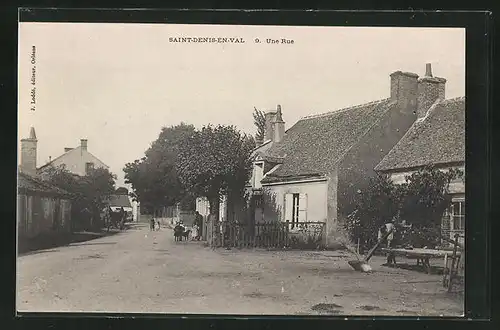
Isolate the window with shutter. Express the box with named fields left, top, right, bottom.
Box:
left=298, top=193, right=308, bottom=222
left=284, top=193, right=293, bottom=224
left=292, top=193, right=300, bottom=227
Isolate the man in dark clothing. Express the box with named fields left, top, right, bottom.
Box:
left=150, top=217, right=155, bottom=231
left=194, top=211, right=203, bottom=240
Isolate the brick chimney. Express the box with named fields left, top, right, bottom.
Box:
left=272, top=104, right=285, bottom=143
left=80, top=139, right=88, bottom=151
left=417, top=63, right=446, bottom=119
left=390, top=70, right=419, bottom=114
left=264, top=111, right=277, bottom=142
left=20, top=127, right=37, bottom=176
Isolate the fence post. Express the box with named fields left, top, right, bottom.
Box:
left=285, top=220, right=290, bottom=248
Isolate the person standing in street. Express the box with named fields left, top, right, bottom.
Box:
left=150, top=216, right=155, bottom=231
left=194, top=211, right=203, bottom=240
left=378, top=217, right=396, bottom=248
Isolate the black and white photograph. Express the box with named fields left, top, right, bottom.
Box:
left=17, top=20, right=466, bottom=316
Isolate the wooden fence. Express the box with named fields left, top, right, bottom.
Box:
left=17, top=193, right=72, bottom=239
left=209, top=220, right=326, bottom=249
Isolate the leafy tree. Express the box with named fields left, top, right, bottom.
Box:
left=123, top=123, right=195, bottom=212
left=253, top=107, right=266, bottom=143
left=399, top=165, right=463, bottom=229
left=176, top=124, right=255, bottom=219
left=345, top=166, right=463, bottom=251
left=42, top=165, right=116, bottom=230
left=343, top=174, right=400, bottom=251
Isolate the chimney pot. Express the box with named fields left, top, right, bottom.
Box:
left=80, top=139, right=88, bottom=151
left=20, top=127, right=38, bottom=176
left=273, top=105, right=285, bottom=143
left=390, top=70, right=419, bottom=114
left=264, top=111, right=277, bottom=141
left=425, top=63, right=433, bottom=77
left=417, top=63, right=446, bottom=119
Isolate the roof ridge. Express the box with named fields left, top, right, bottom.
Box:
left=300, top=98, right=391, bottom=121
left=333, top=101, right=396, bottom=168
left=415, top=98, right=442, bottom=123
left=38, top=147, right=109, bottom=171
left=38, top=146, right=79, bottom=170
left=440, top=96, right=465, bottom=105
left=375, top=116, right=420, bottom=172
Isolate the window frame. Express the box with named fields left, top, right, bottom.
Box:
left=450, top=199, right=465, bottom=231
left=85, top=162, right=94, bottom=175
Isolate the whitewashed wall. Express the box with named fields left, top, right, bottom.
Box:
left=389, top=166, right=465, bottom=194
left=262, top=179, right=328, bottom=223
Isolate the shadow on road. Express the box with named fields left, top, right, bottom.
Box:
left=18, top=228, right=125, bottom=256
left=70, top=242, right=117, bottom=247
left=381, top=262, right=445, bottom=275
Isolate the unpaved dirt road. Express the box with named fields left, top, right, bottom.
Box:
left=17, top=223, right=463, bottom=316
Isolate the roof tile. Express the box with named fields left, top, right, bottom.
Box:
left=261, top=98, right=395, bottom=182
left=375, top=97, right=465, bottom=171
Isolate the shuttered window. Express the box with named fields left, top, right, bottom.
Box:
left=298, top=193, right=308, bottom=222
left=284, top=193, right=308, bottom=228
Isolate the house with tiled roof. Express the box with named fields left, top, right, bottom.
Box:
left=375, top=91, right=465, bottom=245
left=246, top=64, right=451, bottom=247
left=37, top=138, right=109, bottom=177
left=106, top=194, right=132, bottom=209
left=18, top=128, right=73, bottom=240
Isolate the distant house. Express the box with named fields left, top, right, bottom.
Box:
left=18, top=128, right=73, bottom=240
left=106, top=193, right=133, bottom=212
left=375, top=94, right=465, bottom=246
left=37, top=138, right=109, bottom=176
left=245, top=63, right=452, bottom=247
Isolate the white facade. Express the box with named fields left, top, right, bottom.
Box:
left=262, top=178, right=328, bottom=224
left=39, top=146, right=109, bottom=176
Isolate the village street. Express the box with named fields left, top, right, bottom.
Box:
left=17, top=223, right=463, bottom=316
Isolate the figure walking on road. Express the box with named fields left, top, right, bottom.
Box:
left=150, top=216, right=155, bottom=231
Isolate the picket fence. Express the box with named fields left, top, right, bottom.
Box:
left=206, top=218, right=326, bottom=249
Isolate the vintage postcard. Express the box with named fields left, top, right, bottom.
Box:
left=17, top=19, right=465, bottom=316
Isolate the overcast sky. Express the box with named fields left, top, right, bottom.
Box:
left=18, top=23, right=465, bottom=188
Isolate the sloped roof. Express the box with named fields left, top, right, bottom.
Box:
left=375, top=96, right=465, bottom=172
left=37, top=146, right=109, bottom=171
left=106, top=194, right=132, bottom=208
left=17, top=172, right=72, bottom=196
left=261, top=98, right=395, bottom=183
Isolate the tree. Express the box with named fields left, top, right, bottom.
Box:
left=343, top=174, right=400, bottom=251
left=42, top=165, right=116, bottom=230
left=253, top=107, right=266, bottom=143
left=399, top=165, right=463, bottom=229
left=176, top=124, right=255, bottom=218
left=344, top=165, right=463, bottom=251
left=123, top=123, right=196, bottom=212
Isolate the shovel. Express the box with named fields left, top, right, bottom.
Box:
left=348, top=228, right=394, bottom=272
